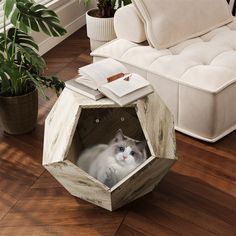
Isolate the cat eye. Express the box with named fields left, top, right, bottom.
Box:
left=119, top=147, right=125, bottom=152
left=130, top=151, right=135, bottom=156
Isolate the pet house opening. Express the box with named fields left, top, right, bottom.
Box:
left=66, top=107, right=151, bottom=188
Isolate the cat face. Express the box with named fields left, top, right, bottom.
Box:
left=109, top=129, right=147, bottom=166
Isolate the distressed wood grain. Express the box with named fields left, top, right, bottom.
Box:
left=45, top=160, right=111, bottom=210
left=43, top=88, right=176, bottom=210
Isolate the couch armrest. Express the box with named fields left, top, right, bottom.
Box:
left=114, top=4, right=146, bottom=43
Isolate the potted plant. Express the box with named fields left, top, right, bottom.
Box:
left=80, top=0, right=131, bottom=51
left=0, top=0, right=66, bottom=135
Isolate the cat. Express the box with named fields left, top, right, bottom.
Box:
left=76, top=129, right=147, bottom=188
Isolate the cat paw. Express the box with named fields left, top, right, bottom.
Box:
left=106, top=167, right=117, bottom=178
left=100, top=167, right=119, bottom=188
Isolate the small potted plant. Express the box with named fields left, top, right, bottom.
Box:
left=80, top=0, right=131, bottom=50
left=0, top=0, right=66, bottom=135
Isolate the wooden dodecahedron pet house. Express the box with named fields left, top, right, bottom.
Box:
left=43, top=88, right=176, bottom=211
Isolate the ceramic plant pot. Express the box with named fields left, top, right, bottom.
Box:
left=86, top=9, right=116, bottom=51
left=0, top=88, right=38, bottom=135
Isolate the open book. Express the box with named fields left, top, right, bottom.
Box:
left=65, top=59, right=153, bottom=106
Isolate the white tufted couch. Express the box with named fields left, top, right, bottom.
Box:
left=91, top=2, right=236, bottom=142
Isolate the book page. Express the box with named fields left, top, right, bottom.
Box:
left=79, top=58, right=128, bottom=88
left=75, top=76, right=98, bottom=90
left=101, top=73, right=150, bottom=97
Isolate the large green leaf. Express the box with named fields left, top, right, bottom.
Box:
left=80, top=0, right=91, bottom=6
left=25, top=73, right=65, bottom=99
left=3, top=28, right=42, bottom=67
left=117, top=0, right=132, bottom=8
left=4, top=0, right=15, bottom=17
left=122, top=0, right=131, bottom=6
left=19, top=46, right=45, bottom=71
left=37, top=75, right=65, bottom=96
left=7, top=27, right=38, bottom=50
left=10, top=0, right=67, bottom=36
left=25, top=71, right=47, bottom=99
left=111, top=0, right=116, bottom=8
left=0, top=0, right=65, bottom=97
left=0, top=32, right=13, bottom=60
left=0, top=59, right=10, bottom=88
left=0, top=33, right=5, bottom=52
left=10, top=8, right=20, bottom=26
left=0, top=61, right=24, bottom=95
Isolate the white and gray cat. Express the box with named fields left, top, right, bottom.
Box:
left=76, top=129, right=147, bottom=188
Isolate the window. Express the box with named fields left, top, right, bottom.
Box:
left=0, top=2, right=8, bottom=30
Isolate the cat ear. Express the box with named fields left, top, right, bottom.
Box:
left=114, top=129, right=124, bottom=142
left=136, top=140, right=147, bottom=151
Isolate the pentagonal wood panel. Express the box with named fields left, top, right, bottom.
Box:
left=43, top=88, right=176, bottom=211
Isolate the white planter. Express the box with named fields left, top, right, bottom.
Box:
left=86, top=9, right=116, bottom=51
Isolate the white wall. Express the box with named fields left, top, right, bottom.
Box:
left=34, top=0, right=89, bottom=55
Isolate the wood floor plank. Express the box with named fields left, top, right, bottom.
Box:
left=30, top=171, right=62, bottom=189
left=0, top=186, right=126, bottom=235
left=115, top=224, right=148, bottom=236
left=0, top=143, right=44, bottom=200
left=176, top=132, right=236, bottom=161
left=177, top=138, right=236, bottom=180
left=0, top=190, right=17, bottom=221
left=148, top=176, right=236, bottom=235
left=116, top=211, right=181, bottom=236
left=163, top=172, right=236, bottom=210
left=0, top=225, right=115, bottom=236
left=172, top=161, right=236, bottom=197
left=123, top=200, right=216, bottom=236
left=159, top=176, right=236, bottom=226
left=0, top=26, right=235, bottom=236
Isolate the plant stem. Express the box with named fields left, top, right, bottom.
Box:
left=3, top=3, right=8, bottom=60
left=10, top=18, right=20, bottom=62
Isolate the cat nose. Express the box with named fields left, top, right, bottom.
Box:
left=123, top=155, right=128, bottom=160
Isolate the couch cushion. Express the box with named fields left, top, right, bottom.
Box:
left=132, top=0, right=233, bottom=49
left=114, top=4, right=146, bottom=43
left=91, top=18, right=236, bottom=141
left=92, top=18, right=236, bottom=93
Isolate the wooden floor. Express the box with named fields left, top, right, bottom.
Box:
left=0, top=27, right=236, bottom=236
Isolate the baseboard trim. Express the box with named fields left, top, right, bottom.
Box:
left=38, top=14, right=86, bottom=55
left=35, top=0, right=87, bottom=55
